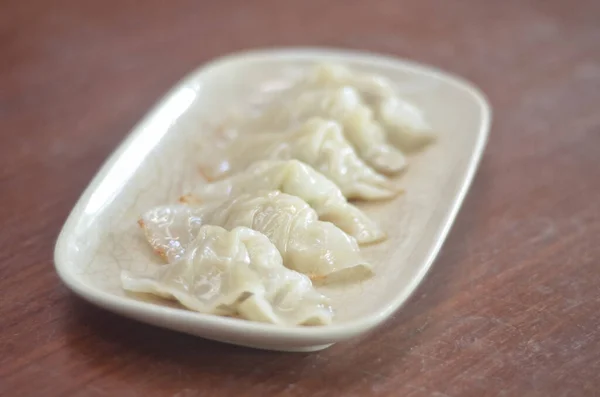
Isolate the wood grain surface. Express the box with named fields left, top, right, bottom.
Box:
left=1, top=1, right=599, bottom=396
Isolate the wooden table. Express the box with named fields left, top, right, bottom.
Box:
left=1, top=1, right=599, bottom=396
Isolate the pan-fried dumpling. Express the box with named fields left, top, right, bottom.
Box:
left=303, top=63, right=436, bottom=152
left=204, top=118, right=400, bottom=201
left=183, top=159, right=385, bottom=244
left=122, top=225, right=333, bottom=326
left=140, top=191, right=372, bottom=282
left=138, top=204, right=214, bottom=263
left=255, top=86, right=406, bottom=174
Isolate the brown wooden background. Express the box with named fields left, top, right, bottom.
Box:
left=1, top=1, right=599, bottom=396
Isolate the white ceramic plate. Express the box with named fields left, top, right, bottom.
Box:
left=54, top=48, right=491, bottom=352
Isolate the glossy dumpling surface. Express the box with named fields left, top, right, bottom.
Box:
left=256, top=86, right=406, bottom=174
left=296, top=63, right=435, bottom=151
left=376, top=95, right=436, bottom=152
left=122, top=225, right=333, bottom=325
left=204, top=118, right=400, bottom=201
left=184, top=159, right=385, bottom=244
left=304, top=63, right=436, bottom=152
left=140, top=191, right=372, bottom=282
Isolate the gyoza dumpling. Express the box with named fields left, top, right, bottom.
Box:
left=183, top=159, right=385, bottom=244
left=304, top=63, right=436, bottom=152
left=140, top=191, right=372, bottom=282
left=304, top=63, right=396, bottom=101
left=122, top=225, right=333, bottom=326
left=255, top=86, right=406, bottom=174
left=138, top=204, right=212, bottom=263
left=204, top=118, right=400, bottom=201
left=376, top=95, right=435, bottom=152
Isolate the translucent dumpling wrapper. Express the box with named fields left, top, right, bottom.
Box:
left=377, top=96, right=436, bottom=152
left=202, top=118, right=400, bottom=201
left=251, top=86, right=407, bottom=174
left=122, top=225, right=333, bottom=326
left=183, top=159, right=385, bottom=244
left=303, top=63, right=436, bottom=152
left=304, top=62, right=398, bottom=99
left=139, top=191, right=373, bottom=282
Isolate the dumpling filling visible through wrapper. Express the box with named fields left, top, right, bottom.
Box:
left=122, top=225, right=333, bottom=326
left=202, top=118, right=400, bottom=201
left=247, top=85, right=407, bottom=174
left=139, top=191, right=373, bottom=283
left=183, top=159, right=386, bottom=244
left=303, top=63, right=436, bottom=152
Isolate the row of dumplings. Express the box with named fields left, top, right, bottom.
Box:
left=121, top=63, right=435, bottom=326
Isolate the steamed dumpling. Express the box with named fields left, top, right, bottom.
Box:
left=122, top=225, right=333, bottom=326
left=140, top=191, right=372, bottom=282
left=376, top=95, right=436, bottom=151
left=254, top=86, right=406, bottom=174
left=305, top=62, right=397, bottom=98
left=184, top=159, right=385, bottom=244
left=304, top=63, right=436, bottom=152
left=203, top=118, right=400, bottom=201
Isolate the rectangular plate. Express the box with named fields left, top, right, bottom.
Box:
left=54, top=48, right=491, bottom=352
